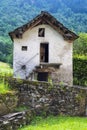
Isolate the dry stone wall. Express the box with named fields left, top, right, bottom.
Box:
left=8, top=78, right=87, bottom=116
left=0, top=78, right=87, bottom=130
left=0, top=110, right=33, bottom=130
left=0, top=93, right=18, bottom=116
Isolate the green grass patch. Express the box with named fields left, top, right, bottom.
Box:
left=0, top=62, right=13, bottom=75
left=0, top=81, right=13, bottom=94
left=0, top=62, right=13, bottom=94
left=19, top=116, right=87, bottom=130
left=15, top=105, right=29, bottom=112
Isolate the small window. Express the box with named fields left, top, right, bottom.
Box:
left=15, top=33, right=22, bottom=38
left=38, top=28, right=45, bottom=37
left=22, top=46, right=27, bottom=51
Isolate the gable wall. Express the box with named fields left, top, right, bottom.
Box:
left=13, top=24, right=73, bottom=85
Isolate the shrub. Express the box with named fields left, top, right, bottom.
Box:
left=73, top=55, right=87, bottom=86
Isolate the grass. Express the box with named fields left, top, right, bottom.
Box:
left=15, top=105, right=29, bottom=112
left=0, top=61, right=13, bottom=75
left=0, top=62, right=13, bottom=94
left=0, top=81, right=13, bottom=94
left=19, top=116, right=87, bottom=130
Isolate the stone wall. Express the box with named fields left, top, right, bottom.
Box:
left=8, top=78, right=87, bottom=116
left=0, top=93, right=18, bottom=116
left=0, top=78, right=87, bottom=130
left=0, top=110, right=33, bottom=130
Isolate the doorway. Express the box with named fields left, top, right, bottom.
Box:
left=37, top=72, right=48, bottom=81
left=40, top=43, right=49, bottom=62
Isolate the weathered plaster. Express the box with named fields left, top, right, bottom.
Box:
left=13, top=24, right=73, bottom=85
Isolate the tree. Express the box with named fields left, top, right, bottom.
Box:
left=74, top=33, right=87, bottom=55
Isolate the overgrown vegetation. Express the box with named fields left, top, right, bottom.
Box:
left=73, top=55, right=87, bottom=86
left=19, top=116, right=87, bottom=130
left=73, top=33, right=87, bottom=86
left=0, top=36, right=13, bottom=64
left=74, top=33, right=87, bottom=55
left=0, top=81, right=10, bottom=94
left=15, top=105, right=29, bottom=112
left=0, top=62, right=13, bottom=94
left=0, top=62, right=13, bottom=75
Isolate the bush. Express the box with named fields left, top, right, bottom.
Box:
left=73, top=55, right=87, bottom=86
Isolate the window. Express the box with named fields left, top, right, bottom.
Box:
left=21, top=46, right=27, bottom=51
left=38, top=28, right=45, bottom=37
left=15, top=33, right=22, bottom=38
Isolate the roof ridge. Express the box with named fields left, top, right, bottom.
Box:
left=9, top=11, right=79, bottom=41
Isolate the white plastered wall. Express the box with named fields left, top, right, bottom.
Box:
left=13, top=24, right=73, bottom=85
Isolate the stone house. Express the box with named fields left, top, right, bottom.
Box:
left=9, top=11, right=78, bottom=85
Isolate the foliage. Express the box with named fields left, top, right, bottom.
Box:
left=74, top=33, right=87, bottom=55
left=0, top=0, right=87, bottom=63
left=15, top=105, right=29, bottom=112
left=0, top=0, right=87, bottom=86
left=0, top=62, right=13, bottom=94
left=0, top=36, right=13, bottom=64
left=0, top=62, right=13, bottom=88
left=0, top=81, right=11, bottom=94
left=63, top=0, right=87, bottom=13
left=0, top=0, right=87, bottom=36
left=0, top=62, right=13, bottom=75
left=73, top=33, right=87, bottom=86
left=73, top=55, right=87, bottom=86
left=19, top=115, right=87, bottom=130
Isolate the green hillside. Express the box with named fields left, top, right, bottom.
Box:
left=0, top=0, right=87, bottom=36
left=0, top=0, right=87, bottom=63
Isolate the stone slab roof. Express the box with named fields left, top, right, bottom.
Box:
left=9, top=11, right=79, bottom=41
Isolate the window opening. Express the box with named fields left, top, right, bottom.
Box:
left=38, top=28, right=45, bottom=37
left=22, top=46, right=27, bottom=51
left=37, top=72, right=48, bottom=81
